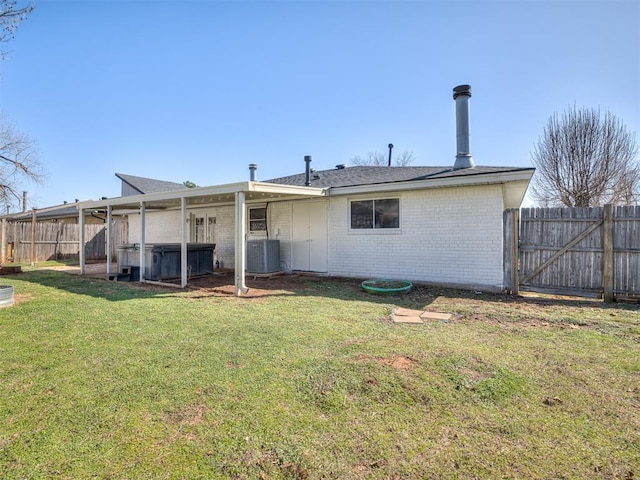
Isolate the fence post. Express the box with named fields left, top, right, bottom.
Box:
left=503, top=209, right=520, bottom=295
left=13, top=221, right=18, bottom=262
left=602, top=204, right=614, bottom=302
left=1, top=218, right=6, bottom=264
left=30, top=210, right=37, bottom=266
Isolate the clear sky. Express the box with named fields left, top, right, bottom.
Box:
left=1, top=0, right=638, bottom=210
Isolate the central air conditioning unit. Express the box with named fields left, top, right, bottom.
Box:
left=246, top=239, right=280, bottom=273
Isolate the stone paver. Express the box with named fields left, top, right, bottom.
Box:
left=392, top=307, right=452, bottom=324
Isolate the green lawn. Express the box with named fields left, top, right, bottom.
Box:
left=1, top=270, right=638, bottom=479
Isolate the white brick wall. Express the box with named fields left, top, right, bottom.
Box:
left=128, top=210, right=182, bottom=243
left=265, top=201, right=293, bottom=272
left=326, top=185, right=505, bottom=291
left=207, top=206, right=235, bottom=268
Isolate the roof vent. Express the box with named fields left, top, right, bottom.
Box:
left=452, top=84, right=475, bottom=170
left=249, top=163, right=257, bottom=181
left=335, top=164, right=346, bottom=170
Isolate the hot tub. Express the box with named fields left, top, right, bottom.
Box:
left=117, top=243, right=215, bottom=281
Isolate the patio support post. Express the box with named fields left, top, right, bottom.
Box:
left=79, top=208, right=86, bottom=274
left=139, top=202, right=146, bottom=282
left=180, top=197, right=188, bottom=288
left=106, top=206, right=113, bottom=275
left=234, top=191, right=248, bottom=296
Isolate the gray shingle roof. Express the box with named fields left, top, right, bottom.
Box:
left=6, top=204, right=80, bottom=221
left=265, top=165, right=534, bottom=188
left=115, top=173, right=186, bottom=195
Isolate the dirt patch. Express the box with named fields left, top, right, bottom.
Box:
left=357, top=354, right=418, bottom=371
left=381, top=356, right=417, bottom=371
left=459, top=366, right=491, bottom=382
left=180, top=272, right=310, bottom=298
left=12, top=294, right=33, bottom=305
left=163, top=403, right=205, bottom=426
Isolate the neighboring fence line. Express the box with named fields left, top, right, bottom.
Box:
left=1, top=220, right=128, bottom=263
left=504, top=205, right=640, bottom=301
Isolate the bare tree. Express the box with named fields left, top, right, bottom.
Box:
left=0, top=114, right=42, bottom=207
left=0, top=0, right=34, bottom=57
left=350, top=150, right=415, bottom=167
left=530, top=106, right=639, bottom=207
left=0, top=1, right=40, bottom=211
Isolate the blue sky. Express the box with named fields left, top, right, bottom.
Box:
left=1, top=0, right=638, bottom=209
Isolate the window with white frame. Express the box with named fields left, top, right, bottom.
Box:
left=350, top=198, right=399, bottom=229
left=249, top=206, right=267, bottom=232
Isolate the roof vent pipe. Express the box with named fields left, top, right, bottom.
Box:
left=452, top=84, right=475, bottom=170
left=249, top=163, right=257, bottom=181
left=304, top=155, right=312, bottom=186
left=22, top=191, right=27, bottom=212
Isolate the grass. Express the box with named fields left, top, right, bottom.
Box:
left=0, top=270, right=638, bottom=479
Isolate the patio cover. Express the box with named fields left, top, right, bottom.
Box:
left=77, top=181, right=326, bottom=296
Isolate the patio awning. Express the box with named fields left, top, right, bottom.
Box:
left=77, top=181, right=326, bottom=296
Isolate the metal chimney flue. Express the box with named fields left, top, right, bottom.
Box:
left=452, top=84, right=475, bottom=170
left=249, top=163, right=257, bottom=181
left=22, top=191, right=28, bottom=213
left=304, top=155, right=312, bottom=186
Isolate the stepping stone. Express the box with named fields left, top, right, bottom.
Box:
left=391, top=307, right=452, bottom=324
left=420, top=311, right=453, bottom=321
left=393, top=315, right=424, bottom=324
left=392, top=307, right=425, bottom=324
left=393, top=307, right=424, bottom=317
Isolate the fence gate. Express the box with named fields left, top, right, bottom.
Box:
left=506, top=205, right=640, bottom=300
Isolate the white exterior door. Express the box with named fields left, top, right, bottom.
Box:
left=292, top=202, right=328, bottom=272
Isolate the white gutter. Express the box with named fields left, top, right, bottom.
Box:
left=180, top=198, right=188, bottom=288
left=234, top=191, right=248, bottom=296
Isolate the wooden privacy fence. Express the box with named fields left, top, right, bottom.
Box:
left=1, top=220, right=128, bottom=263
left=504, top=205, right=640, bottom=301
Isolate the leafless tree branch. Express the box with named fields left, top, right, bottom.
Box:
left=350, top=150, right=415, bottom=167
left=0, top=0, right=33, bottom=57
left=0, top=113, right=43, bottom=208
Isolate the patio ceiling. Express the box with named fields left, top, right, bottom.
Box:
left=77, top=181, right=326, bottom=213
